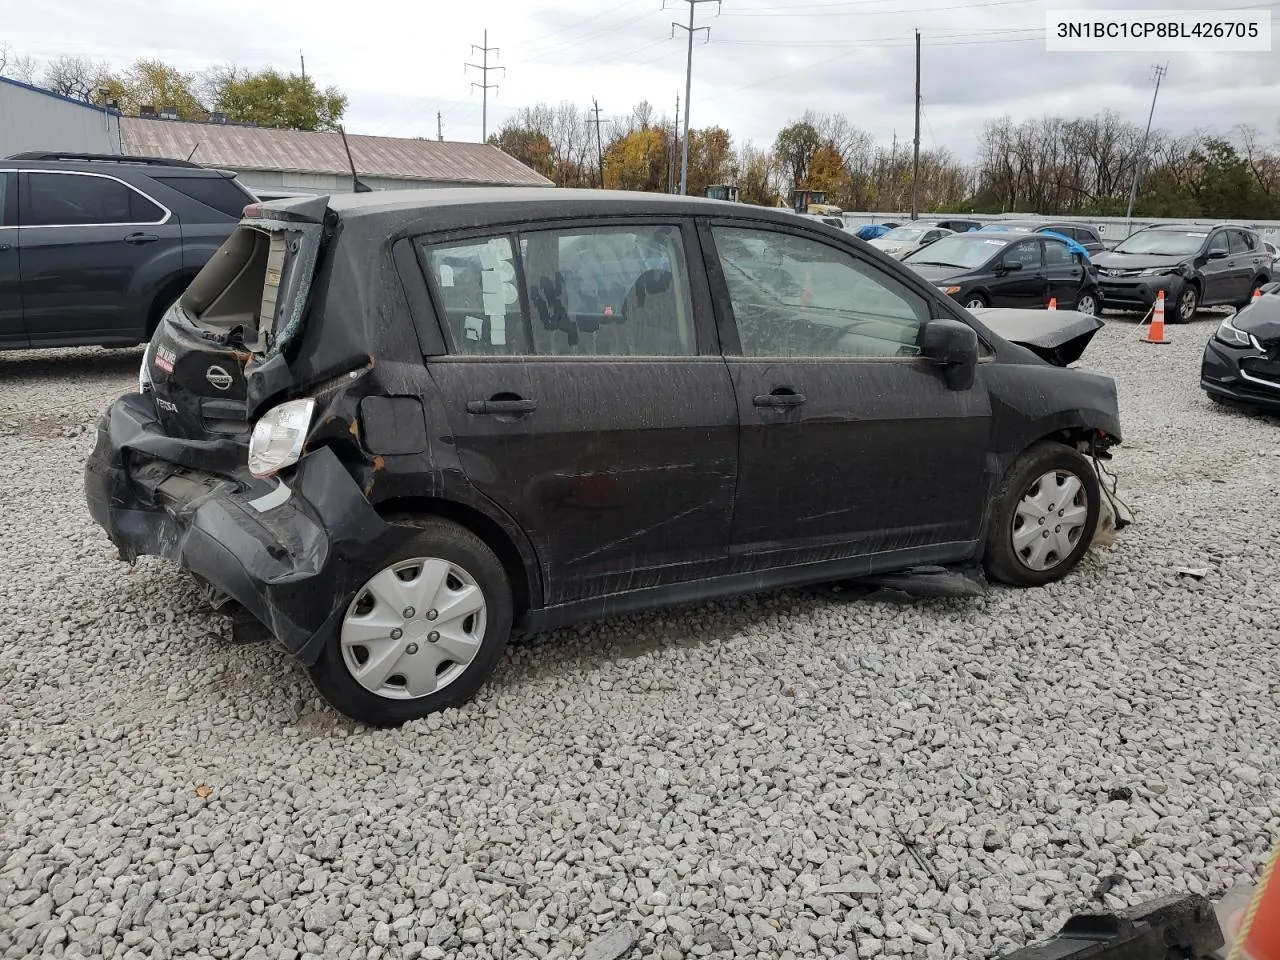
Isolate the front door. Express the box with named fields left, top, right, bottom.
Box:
left=0, top=172, right=23, bottom=349
left=19, top=170, right=183, bottom=347
left=988, top=237, right=1046, bottom=308
left=703, top=221, right=991, bottom=570
left=1200, top=230, right=1235, bottom=304
left=419, top=221, right=738, bottom=606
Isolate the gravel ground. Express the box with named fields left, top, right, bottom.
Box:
left=2, top=315, right=1278, bottom=960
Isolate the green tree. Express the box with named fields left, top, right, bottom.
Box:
left=117, top=58, right=207, bottom=120
left=1187, top=137, right=1263, bottom=219
left=208, top=66, right=346, bottom=131
left=488, top=128, right=556, bottom=180
left=773, top=121, right=823, bottom=191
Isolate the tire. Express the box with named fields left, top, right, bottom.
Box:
left=1075, top=292, right=1099, bottom=317
left=1171, top=284, right=1199, bottom=324
left=1235, top=278, right=1267, bottom=310
left=963, top=294, right=989, bottom=310
left=307, top=517, right=513, bottom=727
left=983, top=441, right=1101, bottom=588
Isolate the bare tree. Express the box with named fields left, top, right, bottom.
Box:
left=41, top=54, right=112, bottom=102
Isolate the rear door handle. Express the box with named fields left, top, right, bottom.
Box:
left=753, top=392, right=806, bottom=408
left=124, top=232, right=159, bottom=245
left=466, top=398, right=537, bottom=415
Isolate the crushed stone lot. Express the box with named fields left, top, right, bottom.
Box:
left=2, top=317, right=1278, bottom=960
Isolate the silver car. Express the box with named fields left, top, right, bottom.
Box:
left=869, top=224, right=954, bottom=259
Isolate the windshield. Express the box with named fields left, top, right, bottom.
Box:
left=1113, top=231, right=1206, bottom=256
left=881, top=227, right=925, bottom=243
left=904, top=234, right=1003, bottom=270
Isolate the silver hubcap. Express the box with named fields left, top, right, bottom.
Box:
left=965, top=299, right=985, bottom=309
left=1179, top=291, right=1196, bottom=320
left=1077, top=295, right=1096, bottom=316
left=341, top=557, right=487, bottom=699
left=1011, top=470, right=1088, bottom=572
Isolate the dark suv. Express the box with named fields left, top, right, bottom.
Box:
left=978, top=221, right=1106, bottom=254
left=0, top=152, right=254, bottom=350
left=85, top=189, right=1123, bottom=725
left=1091, top=223, right=1273, bottom=323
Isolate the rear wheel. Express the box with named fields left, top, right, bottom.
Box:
left=963, top=294, right=988, bottom=310
left=983, top=442, right=1100, bottom=587
left=1235, top=278, right=1267, bottom=310
left=1075, top=292, right=1098, bottom=317
left=307, top=518, right=512, bottom=726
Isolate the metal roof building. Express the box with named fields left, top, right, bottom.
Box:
left=119, top=117, right=553, bottom=194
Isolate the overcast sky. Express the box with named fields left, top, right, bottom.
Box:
left=6, top=0, right=1279, bottom=159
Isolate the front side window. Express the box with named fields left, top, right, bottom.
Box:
left=1005, top=240, right=1043, bottom=269
left=25, top=173, right=164, bottom=227
left=424, top=236, right=527, bottom=356
left=1208, top=231, right=1229, bottom=256
left=712, top=225, right=929, bottom=359
left=522, top=225, right=695, bottom=357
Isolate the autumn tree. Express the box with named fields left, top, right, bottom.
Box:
left=806, top=144, right=852, bottom=199
left=773, top=120, right=823, bottom=191
left=488, top=127, right=555, bottom=180
left=207, top=66, right=346, bottom=131
left=604, top=128, right=668, bottom=191
left=736, top=142, right=778, bottom=206
left=115, top=58, right=206, bottom=120
left=685, top=126, right=735, bottom=196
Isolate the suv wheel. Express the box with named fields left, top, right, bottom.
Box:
left=983, top=442, right=1100, bottom=588
left=1173, top=285, right=1199, bottom=323
left=1236, top=279, right=1268, bottom=310
left=307, top=518, right=513, bottom=726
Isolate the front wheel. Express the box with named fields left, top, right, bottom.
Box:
left=963, top=294, right=989, bottom=310
left=307, top=518, right=513, bottom=726
left=1172, top=285, right=1199, bottom=323
left=983, top=442, right=1100, bottom=587
left=1075, top=292, right=1099, bottom=317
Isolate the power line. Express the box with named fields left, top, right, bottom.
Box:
left=465, top=29, right=505, bottom=142
left=667, top=0, right=721, bottom=196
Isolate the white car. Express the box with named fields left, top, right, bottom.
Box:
left=869, top=224, right=954, bottom=259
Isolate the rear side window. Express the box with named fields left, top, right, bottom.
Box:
left=1043, top=239, right=1073, bottom=265
left=0, top=172, right=12, bottom=227
left=152, top=175, right=253, bottom=219
left=422, top=225, right=697, bottom=358
left=25, top=172, right=164, bottom=226
left=1229, top=230, right=1257, bottom=255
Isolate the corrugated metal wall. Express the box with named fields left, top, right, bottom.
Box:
left=0, top=80, right=121, bottom=156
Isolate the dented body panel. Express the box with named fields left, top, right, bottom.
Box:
left=85, top=188, right=1123, bottom=664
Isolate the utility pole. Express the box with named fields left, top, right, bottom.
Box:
left=669, top=95, right=680, bottom=193
left=299, top=51, right=306, bottom=82
left=910, top=29, right=921, bottom=221
left=1124, top=63, right=1168, bottom=231
left=465, top=30, right=504, bottom=143
left=590, top=98, right=605, bottom=188
left=667, top=0, right=721, bottom=195
left=437, top=112, right=443, bottom=142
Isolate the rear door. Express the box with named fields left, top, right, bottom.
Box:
left=18, top=170, right=183, bottom=347
left=0, top=172, right=22, bottom=349
left=704, top=220, right=990, bottom=568
left=1229, top=229, right=1266, bottom=297
left=1042, top=236, right=1085, bottom=307
left=419, top=220, right=739, bottom=606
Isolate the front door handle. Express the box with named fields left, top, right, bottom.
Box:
left=124, top=232, right=159, bottom=245
left=753, top=391, right=806, bottom=408
left=466, top=398, right=537, bottom=416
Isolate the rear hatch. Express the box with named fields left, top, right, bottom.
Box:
left=143, top=198, right=327, bottom=440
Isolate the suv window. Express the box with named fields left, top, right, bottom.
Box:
left=1078, top=227, right=1102, bottom=245
left=1228, top=230, right=1257, bottom=255
left=522, top=225, right=695, bottom=357
left=26, top=172, right=164, bottom=227
left=152, top=175, right=252, bottom=219
left=423, top=224, right=697, bottom=358
left=1043, top=238, right=1073, bottom=265
left=712, top=225, right=928, bottom=359
left=1207, top=231, right=1230, bottom=257
left=0, top=173, right=11, bottom=227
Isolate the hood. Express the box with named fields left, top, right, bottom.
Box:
left=1092, top=251, right=1186, bottom=271
left=905, top=262, right=969, bottom=283
left=1231, top=285, right=1280, bottom=347
left=970, top=307, right=1105, bottom=367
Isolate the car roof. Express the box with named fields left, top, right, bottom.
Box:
left=267, top=187, right=843, bottom=231
left=0, top=156, right=233, bottom=178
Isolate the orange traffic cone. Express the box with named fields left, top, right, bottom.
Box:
left=1254, top=287, right=1264, bottom=303
left=1144, top=290, right=1169, bottom=344
left=1048, top=297, right=1057, bottom=310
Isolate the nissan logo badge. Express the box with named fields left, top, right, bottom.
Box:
left=206, top=365, right=233, bottom=390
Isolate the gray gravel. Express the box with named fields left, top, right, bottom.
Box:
left=2, top=315, right=1278, bottom=960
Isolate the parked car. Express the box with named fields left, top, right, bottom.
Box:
left=1201, top=281, right=1280, bottom=410
left=932, top=218, right=982, bottom=234
left=869, top=224, right=955, bottom=259
left=978, top=220, right=1106, bottom=255
left=85, top=189, right=1122, bottom=725
left=903, top=231, right=1102, bottom=315
left=1263, top=240, right=1278, bottom=267
left=855, top=223, right=892, bottom=241
left=1091, top=223, right=1273, bottom=323
left=0, top=152, right=255, bottom=350
left=798, top=212, right=847, bottom=229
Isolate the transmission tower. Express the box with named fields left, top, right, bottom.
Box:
left=465, top=30, right=504, bottom=143
left=666, top=0, right=721, bottom=196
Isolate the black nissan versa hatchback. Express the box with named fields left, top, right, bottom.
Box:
left=85, top=189, right=1123, bottom=726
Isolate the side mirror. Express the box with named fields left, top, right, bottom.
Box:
left=922, top=318, right=979, bottom=390
left=1000, top=258, right=1023, bottom=272
left=1208, top=249, right=1228, bottom=260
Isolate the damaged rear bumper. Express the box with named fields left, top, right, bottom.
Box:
left=84, top=392, right=400, bottom=665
